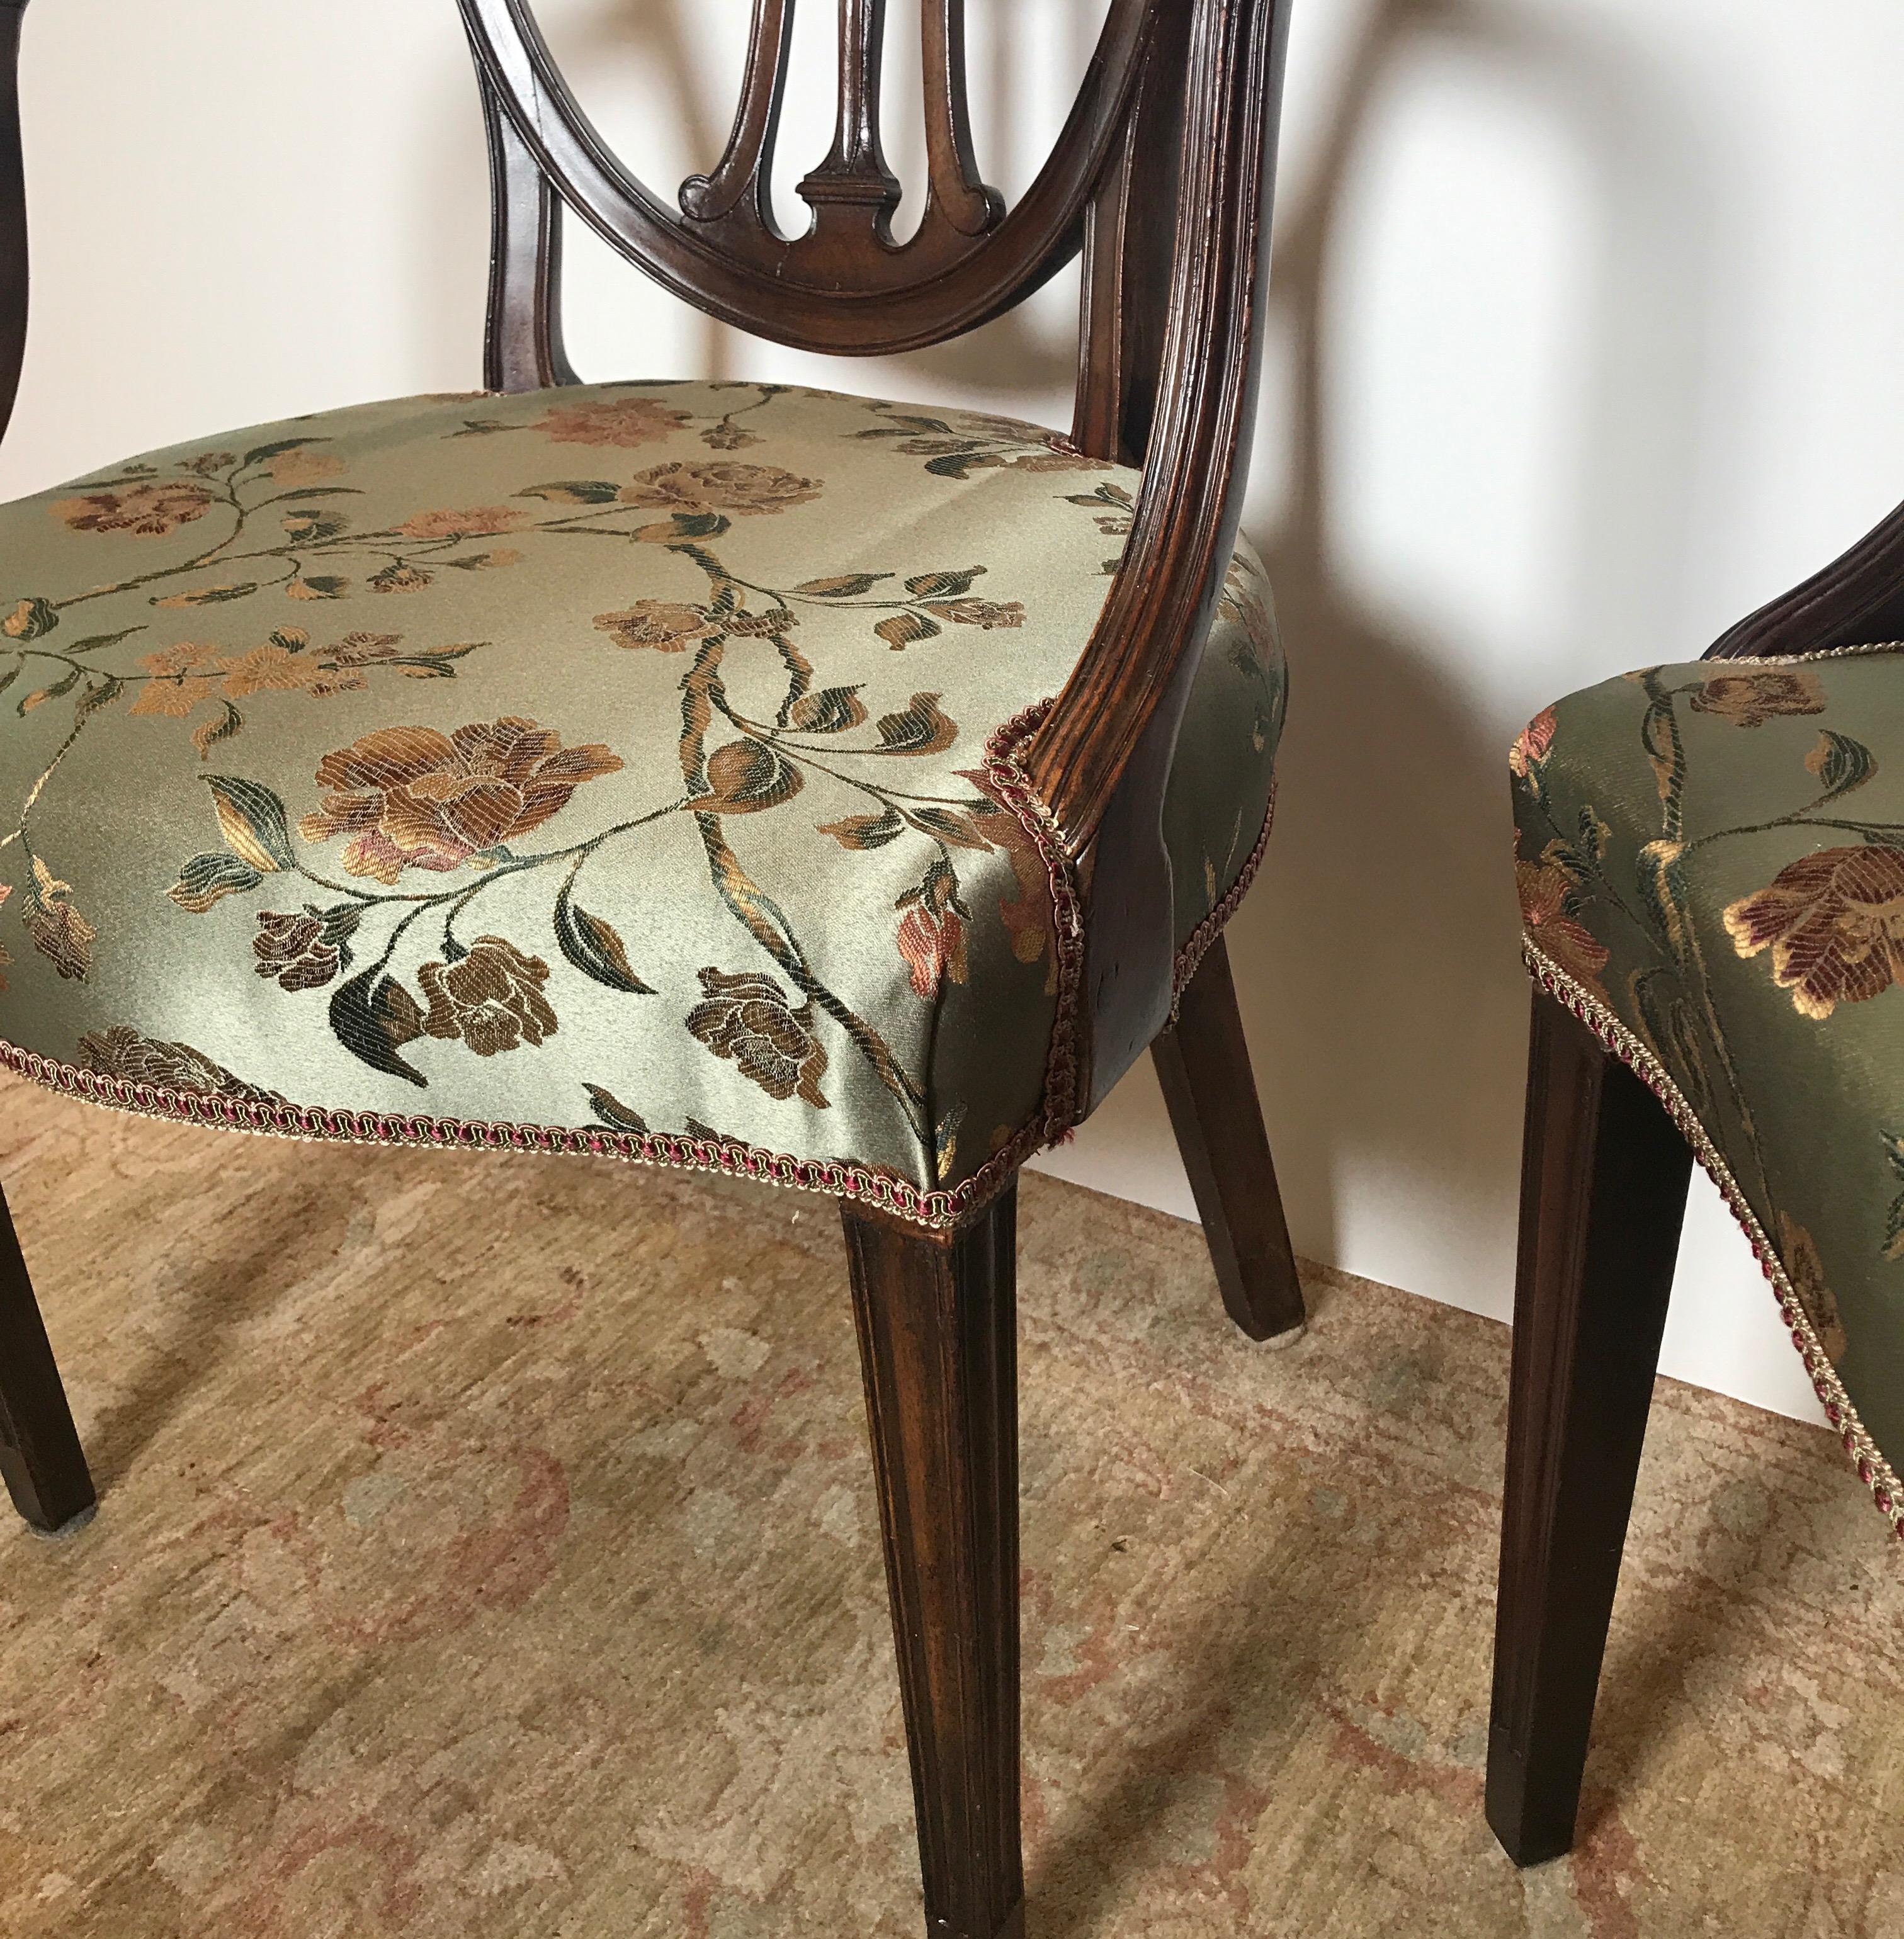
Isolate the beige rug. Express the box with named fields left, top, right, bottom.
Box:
left=0, top=1071, right=1900, bottom=1937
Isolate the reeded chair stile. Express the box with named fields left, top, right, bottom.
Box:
left=0, top=5, right=1303, bottom=1931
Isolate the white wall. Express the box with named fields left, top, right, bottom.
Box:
left=9, top=0, right=1900, bottom=1423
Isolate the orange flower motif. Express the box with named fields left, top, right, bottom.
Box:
left=1509, top=706, right=1557, bottom=779
left=897, top=903, right=968, bottom=1000
left=215, top=643, right=362, bottom=700
left=298, top=717, right=623, bottom=885
left=397, top=507, right=528, bottom=541
left=265, top=447, right=345, bottom=486
left=535, top=395, right=691, bottom=448
left=1690, top=669, right=1825, bottom=728
left=1723, top=845, right=1904, bottom=1019
left=130, top=635, right=375, bottom=717
left=130, top=641, right=224, bottom=717
left=958, top=769, right=1056, bottom=989
left=1516, top=854, right=1610, bottom=1001
left=53, top=480, right=215, bottom=538
left=618, top=461, right=820, bottom=518
left=592, top=602, right=720, bottom=652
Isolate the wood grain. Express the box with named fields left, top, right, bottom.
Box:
left=0, top=0, right=28, bottom=446
left=1152, top=936, right=1305, bottom=1340
left=843, top=1190, right=1024, bottom=1939
left=1487, top=993, right=1693, bottom=1866
left=0, top=1174, right=94, bottom=1535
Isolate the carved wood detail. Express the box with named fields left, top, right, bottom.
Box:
left=0, top=0, right=28, bottom=446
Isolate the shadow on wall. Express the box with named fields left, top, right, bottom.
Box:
left=1221, top=0, right=1716, bottom=1305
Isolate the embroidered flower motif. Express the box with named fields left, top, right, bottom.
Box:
left=618, top=461, right=820, bottom=518
left=1516, top=851, right=1610, bottom=1002
left=958, top=769, right=1056, bottom=988
left=327, top=631, right=405, bottom=668
left=370, top=564, right=434, bottom=594
left=896, top=863, right=969, bottom=1002
left=52, top=480, right=216, bottom=537
left=263, top=446, right=345, bottom=486
left=419, top=936, right=557, bottom=1054
left=298, top=718, right=623, bottom=884
left=535, top=395, right=691, bottom=447
left=686, top=968, right=829, bottom=1107
left=1509, top=706, right=1558, bottom=779
left=700, top=422, right=762, bottom=451
left=1689, top=669, right=1827, bottom=728
left=1779, top=1213, right=1848, bottom=1360
left=1722, top=845, right=1904, bottom=1019
left=252, top=910, right=342, bottom=992
left=397, top=507, right=528, bottom=541
left=924, top=599, right=1024, bottom=631
left=592, top=602, right=721, bottom=652
left=75, top=1025, right=280, bottom=1102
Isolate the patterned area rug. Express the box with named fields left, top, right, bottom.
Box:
left=0, top=1072, right=1900, bottom=1937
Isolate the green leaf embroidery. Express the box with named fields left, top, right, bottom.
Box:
left=168, top=851, right=263, bottom=913
left=554, top=891, right=655, bottom=995
left=585, top=1083, right=650, bottom=1133
left=202, top=775, right=294, bottom=871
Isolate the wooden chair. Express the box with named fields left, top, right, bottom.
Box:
left=0, top=4, right=1304, bottom=1933
left=1490, top=484, right=1904, bottom=1864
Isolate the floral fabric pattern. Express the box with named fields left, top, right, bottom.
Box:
left=1510, top=645, right=1904, bottom=1510
left=0, top=382, right=1284, bottom=1221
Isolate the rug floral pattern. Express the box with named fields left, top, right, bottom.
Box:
left=3, top=1087, right=1901, bottom=1937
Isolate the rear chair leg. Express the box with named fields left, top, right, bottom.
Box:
left=842, top=1186, right=1023, bottom=1939
left=0, top=1177, right=94, bottom=1534
left=1487, top=992, right=1692, bottom=1865
left=1152, top=934, right=1306, bottom=1340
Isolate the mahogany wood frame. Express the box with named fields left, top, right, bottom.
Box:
left=0, top=6, right=1309, bottom=1935
left=1488, top=479, right=1904, bottom=1864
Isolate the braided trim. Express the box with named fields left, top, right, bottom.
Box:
left=1709, top=636, right=1904, bottom=666
left=1522, top=937, right=1904, bottom=1535
left=1172, top=779, right=1278, bottom=1013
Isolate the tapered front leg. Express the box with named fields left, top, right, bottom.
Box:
left=1487, top=992, right=1692, bottom=1865
left=1152, top=934, right=1306, bottom=1340
left=0, top=1177, right=94, bottom=1534
left=842, top=1187, right=1023, bottom=1939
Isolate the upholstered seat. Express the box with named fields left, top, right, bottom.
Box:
left=1511, top=643, right=1904, bottom=1514
left=0, top=380, right=1282, bottom=1226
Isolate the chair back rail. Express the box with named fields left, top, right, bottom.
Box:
left=0, top=1, right=26, bottom=446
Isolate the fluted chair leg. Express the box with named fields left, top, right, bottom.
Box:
left=1152, top=934, right=1306, bottom=1340
left=842, top=1187, right=1023, bottom=1939
left=0, top=1178, right=94, bottom=1534
left=1487, top=992, right=1692, bottom=1865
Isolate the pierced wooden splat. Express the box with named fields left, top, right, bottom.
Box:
left=797, top=0, right=904, bottom=241
left=678, top=0, right=794, bottom=236
left=460, top=0, right=1157, bottom=349
left=921, top=0, right=1005, bottom=238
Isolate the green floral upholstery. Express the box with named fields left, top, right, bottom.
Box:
left=0, top=382, right=1283, bottom=1225
left=1511, top=644, right=1904, bottom=1527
